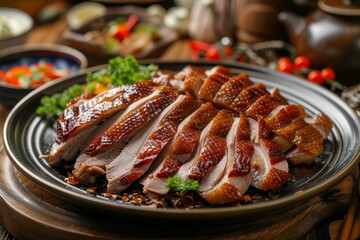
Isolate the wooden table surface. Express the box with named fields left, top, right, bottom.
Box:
left=0, top=9, right=359, bottom=240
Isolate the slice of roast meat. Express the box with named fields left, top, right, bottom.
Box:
left=173, top=65, right=205, bottom=81
left=201, top=116, right=254, bottom=204
left=84, top=86, right=178, bottom=156
left=248, top=118, right=290, bottom=191
left=246, top=94, right=283, bottom=119
left=57, top=81, right=157, bottom=142
left=272, top=118, right=307, bottom=152
left=272, top=113, right=331, bottom=164
left=151, top=70, right=175, bottom=86
left=197, top=66, right=232, bottom=102
left=142, top=102, right=219, bottom=195
left=49, top=82, right=158, bottom=165
left=60, top=82, right=152, bottom=121
left=72, top=87, right=178, bottom=182
left=265, top=104, right=307, bottom=132
left=230, top=83, right=269, bottom=113
left=213, top=73, right=253, bottom=108
left=106, top=93, right=200, bottom=193
left=48, top=125, right=98, bottom=166
left=305, top=113, right=332, bottom=138
left=181, top=110, right=234, bottom=181
left=60, top=92, right=95, bottom=120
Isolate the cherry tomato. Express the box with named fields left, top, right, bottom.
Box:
left=294, top=56, right=310, bottom=69
left=277, top=57, right=294, bottom=73
left=205, top=47, right=232, bottom=61
left=321, top=68, right=336, bottom=81
left=307, top=70, right=325, bottom=84
left=277, top=57, right=292, bottom=65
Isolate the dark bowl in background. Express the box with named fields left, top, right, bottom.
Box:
left=63, top=5, right=178, bottom=66
left=0, top=44, right=87, bottom=107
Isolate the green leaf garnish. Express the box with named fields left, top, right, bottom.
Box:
left=165, top=176, right=199, bottom=194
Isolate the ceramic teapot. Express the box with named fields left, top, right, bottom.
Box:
left=279, top=0, right=360, bottom=85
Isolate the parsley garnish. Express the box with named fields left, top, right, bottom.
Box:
left=165, top=176, right=199, bottom=194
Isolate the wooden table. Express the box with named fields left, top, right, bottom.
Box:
left=0, top=11, right=359, bottom=240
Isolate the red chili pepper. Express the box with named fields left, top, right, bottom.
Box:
left=125, top=14, right=138, bottom=30
left=114, top=14, right=139, bottom=41
left=189, top=40, right=212, bottom=51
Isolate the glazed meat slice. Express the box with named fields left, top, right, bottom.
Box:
left=48, top=81, right=157, bottom=165
left=271, top=112, right=332, bottom=164
left=305, top=113, right=332, bottom=138
left=84, top=86, right=178, bottom=156
left=169, top=66, right=206, bottom=97
left=48, top=125, right=98, bottom=166
left=213, top=73, right=253, bottom=108
left=180, top=70, right=207, bottom=97
left=142, top=102, right=219, bottom=195
left=230, top=83, right=269, bottom=113
left=72, top=86, right=178, bottom=182
left=265, top=104, right=307, bottom=132
left=197, top=66, right=232, bottom=102
left=246, top=94, right=283, bottom=119
left=105, top=93, right=200, bottom=193
left=60, top=92, right=95, bottom=120
left=201, top=116, right=254, bottom=204
left=179, top=110, right=234, bottom=181
left=272, top=118, right=308, bottom=152
left=285, top=123, right=325, bottom=164
left=56, top=81, right=157, bottom=142
left=60, top=82, right=151, bottom=121
left=248, top=118, right=290, bottom=191
left=151, top=70, right=175, bottom=86
left=173, top=65, right=205, bottom=81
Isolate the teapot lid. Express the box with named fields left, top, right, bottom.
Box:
left=319, top=0, right=360, bottom=15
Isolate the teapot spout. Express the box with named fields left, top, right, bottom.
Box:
left=278, top=11, right=305, bottom=44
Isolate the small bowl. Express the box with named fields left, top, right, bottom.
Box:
left=63, top=5, right=178, bottom=62
left=0, top=44, right=87, bottom=107
left=0, top=7, right=33, bottom=49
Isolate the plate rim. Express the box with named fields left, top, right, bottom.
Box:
left=3, top=60, right=360, bottom=219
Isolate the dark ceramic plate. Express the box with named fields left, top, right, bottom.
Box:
left=3, top=61, right=360, bottom=223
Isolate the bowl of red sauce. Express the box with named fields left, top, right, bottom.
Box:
left=0, top=44, right=87, bottom=107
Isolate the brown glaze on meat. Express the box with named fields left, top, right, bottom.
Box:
left=186, top=110, right=234, bottom=181
left=156, top=103, right=219, bottom=178
left=84, top=86, right=178, bottom=156
left=213, top=73, right=253, bottom=108
left=198, top=66, right=232, bottom=102
left=230, top=83, right=269, bottom=113
left=56, top=81, right=157, bottom=143
left=134, top=93, right=201, bottom=168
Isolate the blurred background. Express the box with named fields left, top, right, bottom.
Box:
left=0, top=0, right=359, bottom=93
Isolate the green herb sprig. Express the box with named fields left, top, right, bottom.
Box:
left=165, top=176, right=199, bottom=194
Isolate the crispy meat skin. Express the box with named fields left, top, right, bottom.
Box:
left=48, top=65, right=333, bottom=205
left=56, top=81, right=157, bottom=143
left=198, top=66, right=232, bottom=102
left=84, top=86, right=178, bottom=156
left=213, top=73, right=253, bottom=108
